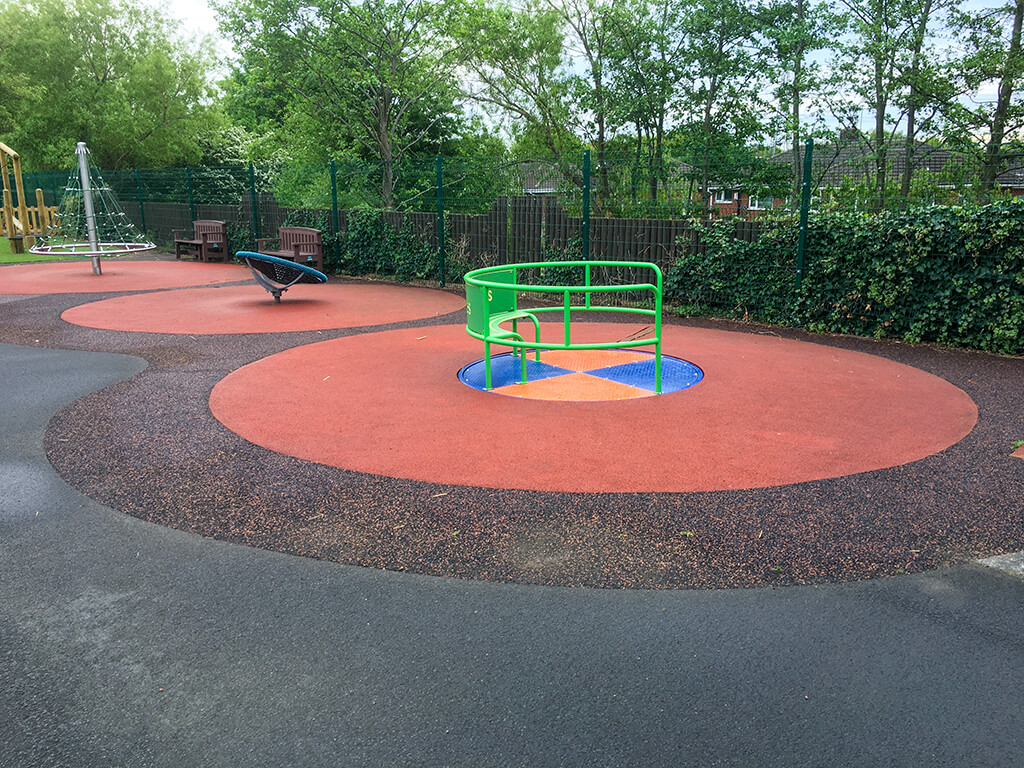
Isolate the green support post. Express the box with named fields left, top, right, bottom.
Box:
left=795, top=138, right=813, bottom=292
left=185, top=166, right=195, bottom=223
left=330, top=160, right=340, bottom=234
left=249, top=163, right=261, bottom=242
left=582, top=150, right=591, bottom=260
left=436, top=155, right=445, bottom=288
left=135, top=168, right=147, bottom=234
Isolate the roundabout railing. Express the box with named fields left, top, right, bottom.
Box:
left=463, top=260, right=663, bottom=392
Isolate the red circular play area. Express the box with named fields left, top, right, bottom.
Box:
left=0, top=260, right=248, bottom=293
left=62, top=282, right=465, bottom=334
left=209, top=322, right=977, bottom=493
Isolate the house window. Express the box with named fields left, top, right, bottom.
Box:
left=748, top=194, right=767, bottom=210
left=713, top=188, right=734, bottom=204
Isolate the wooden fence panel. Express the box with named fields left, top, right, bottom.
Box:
left=139, top=193, right=770, bottom=283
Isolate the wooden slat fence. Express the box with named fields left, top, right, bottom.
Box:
left=139, top=194, right=767, bottom=286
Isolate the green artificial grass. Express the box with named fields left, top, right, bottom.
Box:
left=0, top=236, right=80, bottom=263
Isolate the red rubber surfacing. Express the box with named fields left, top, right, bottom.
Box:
left=209, top=323, right=978, bottom=493
left=0, top=260, right=248, bottom=294
left=62, top=282, right=465, bottom=334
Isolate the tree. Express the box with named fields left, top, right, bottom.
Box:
left=600, top=0, right=772, bottom=206
left=946, top=0, right=1024, bottom=198
left=761, top=0, right=838, bottom=199
left=0, top=0, right=220, bottom=170
left=677, top=0, right=773, bottom=199
left=547, top=0, right=616, bottom=201
left=218, top=0, right=473, bottom=208
left=465, top=0, right=576, bottom=157
left=603, top=0, right=691, bottom=203
left=828, top=0, right=953, bottom=209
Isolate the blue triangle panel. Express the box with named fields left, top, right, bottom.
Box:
left=588, top=355, right=703, bottom=393
left=458, top=353, right=572, bottom=390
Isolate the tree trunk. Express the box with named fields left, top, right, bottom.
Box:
left=379, top=87, right=395, bottom=210
left=873, top=56, right=887, bottom=211
left=792, top=0, right=805, bottom=202
left=900, top=0, right=933, bottom=207
left=981, top=0, right=1024, bottom=197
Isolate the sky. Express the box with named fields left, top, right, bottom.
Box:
left=153, top=0, right=1007, bottom=139
left=157, top=0, right=232, bottom=59
left=161, top=0, right=219, bottom=35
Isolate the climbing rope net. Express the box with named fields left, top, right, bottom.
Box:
left=30, top=142, right=154, bottom=273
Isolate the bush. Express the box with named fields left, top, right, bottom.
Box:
left=340, top=210, right=440, bottom=281
left=665, top=217, right=799, bottom=323
left=665, top=200, right=1024, bottom=354
left=800, top=201, right=1024, bottom=353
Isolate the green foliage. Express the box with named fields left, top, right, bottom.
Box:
left=338, top=210, right=439, bottom=281
left=218, top=0, right=472, bottom=208
left=800, top=201, right=1024, bottom=353
left=537, top=237, right=586, bottom=286
left=0, top=0, right=221, bottom=170
left=665, top=215, right=799, bottom=322
left=665, top=200, right=1024, bottom=354
left=226, top=219, right=256, bottom=260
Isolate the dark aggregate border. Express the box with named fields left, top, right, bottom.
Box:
left=3, top=261, right=1023, bottom=589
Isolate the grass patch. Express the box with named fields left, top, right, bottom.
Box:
left=0, top=236, right=82, bottom=263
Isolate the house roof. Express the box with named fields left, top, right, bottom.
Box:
left=772, top=138, right=1024, bottom=188
left=521, top=161, right=561, bottom=194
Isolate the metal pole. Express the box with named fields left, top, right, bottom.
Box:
left=795, top=138, right=813, bottom=293
left=135, top=168, right=147, bottom=234
left=249, top=163, right=261, bottom=242
left=436, top=155, right=445, bottom=288
left=76, top=142, right=101, bottom=275
left=330, top=160, right=340, bottom=234
left=186, top=166, right=195, bottom=223
left=582, top=149, right=591, bottom=260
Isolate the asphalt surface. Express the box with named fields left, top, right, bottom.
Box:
left=3, top=339, right=1024, bottom=766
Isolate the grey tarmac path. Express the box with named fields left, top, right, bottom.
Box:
left=2, top=341, right=1023, bottom=768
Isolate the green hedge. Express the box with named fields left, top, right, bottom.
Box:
left=666, top=200, right=1024, bottom=355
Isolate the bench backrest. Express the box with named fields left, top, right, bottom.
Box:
left=279, top=226, right=321, bottom=251
left=193, top=220, right=226, bottom=239
left=466, top=268, right=516, bottom=335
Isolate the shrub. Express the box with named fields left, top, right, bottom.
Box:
left=340, top=210, right=440, bottom=281
left=665, top=200, right=1024, bottom=354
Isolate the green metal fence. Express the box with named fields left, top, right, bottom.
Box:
left=11, top=140, right=1015, bottom=325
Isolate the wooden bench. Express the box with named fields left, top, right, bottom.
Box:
left=172, top=220, right=227, bottom=262
left=256, top=226, right=324, bottom=271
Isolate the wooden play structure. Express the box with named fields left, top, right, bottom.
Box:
left=1, top=142, right=58, bottom=253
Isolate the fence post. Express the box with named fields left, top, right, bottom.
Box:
left=186, top=166, right=195, bottom=222
left=795, top=138, right=813, bottom=292
left=135, top=169, right=147, bottom=234
left=249, top=163, right=261, bottom=242
left=436, top=155, right=445, bottom=288
left=582, top=150, right=591, bottom=259
left=330, top=160, right=340, bottom=234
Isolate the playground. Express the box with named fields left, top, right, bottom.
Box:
left=0, top=253, right=1021, bottom=589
